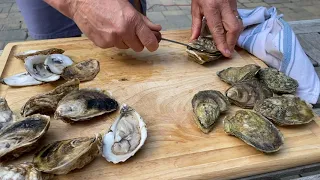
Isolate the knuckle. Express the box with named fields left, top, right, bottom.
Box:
left=212, top=23, right=225, bottom=35
left=229, top=24, right=240, bottom=34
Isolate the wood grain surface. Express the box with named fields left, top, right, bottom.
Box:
left=1, top=30, right=320, bottom=180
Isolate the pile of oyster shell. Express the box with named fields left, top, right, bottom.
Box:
left=191, top=64, right=316, bottom=153
left=0, top=48, right=148, bottom=180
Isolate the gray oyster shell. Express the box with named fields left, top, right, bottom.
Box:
left=0, top=97, right=14, bottom=130
left=15, top=48, right=65, bottom=61
left=61, top=59, right=100, bottom=82
left=224, top=110, right=284, bottom=153
left=217, top=64, right=261, bottom=85
left=0, top=162, right=52, bottom=180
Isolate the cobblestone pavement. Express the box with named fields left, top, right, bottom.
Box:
left=1, top=0, right=320, bottom=49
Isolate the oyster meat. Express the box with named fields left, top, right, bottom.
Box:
left=61, top=59, right=100, bottom=82
left=21, top=79, right=80, bottom=117
left=226, top=79, right=273, bottom=109
left=54, top=88, right=118, bottom=123
left=254, top=94, right=315, bottom=126
left=223, top=110, right=284, bottom=153
left=0, top=114, right=50, bottom=161
left=0, top=97, right=14, bottom=130
left=0, top=162, right=51, bottom=180
left=192, top=90, right=230, bottom=133
left=102, top=104, right=147, bottom=163
left=0, top=72, right=43, bottom=87
left=258, top=68, right=298, bottom=94
left=15, top=48, right=65, bottom=61
left=186, top=36, right=222, bottom=64
left=33, top=135, right=101, bottom=175
left=44, top=54, right=73, bottom=74
left=217, top=64, right=261, bottom=85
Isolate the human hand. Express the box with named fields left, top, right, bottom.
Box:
left=45, top=0, right=162, bottom=52
left=190, top=0, right=243, bottom=57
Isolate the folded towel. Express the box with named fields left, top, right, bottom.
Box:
left=237, top=6, right=320, bottom=104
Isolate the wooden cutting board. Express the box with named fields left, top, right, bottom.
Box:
left=1, top=30, right=320, bottom=180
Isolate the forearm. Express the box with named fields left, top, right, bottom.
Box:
left=44, top=0, right=83, bottom=19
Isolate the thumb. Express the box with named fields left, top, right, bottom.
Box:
left=142, top=15, right=162, bottom=31
left=190, top=4, right=202, bottom=41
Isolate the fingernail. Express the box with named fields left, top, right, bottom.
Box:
left=225, top=49, right=231, bottom=57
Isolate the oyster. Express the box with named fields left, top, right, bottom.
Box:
left=33, top=135, right=101, bottom=175
left=217, top=64, right=261, bottom=85
left=0, top=97, right=14, bottom=130
left=44, top=54, right=73, bottom=75
left=61, top=59, right=100, bottom=82
left=54, top=88, right=118, bottom=123
left=0, top=72, right=43, bottom=87
left=224, top=110, right=284, bottom=153
left=24, top=55, right=60, bottom=82
left=0, top=114, right=50, bottom=161
left=0, top=162, right=52, bottom=180
left=102, top=104, right=147, bottom=163
left=15, top=48, right=65, bottom=61
left=21, top=79, right=80, bottom=117
left=254, top=94, right=315, bottom=126
left=191, top=90, right=230, bottom=133
left=226, top=79, right=273, bottom=109
left=258, top=68, right=298, bottom=94
left=186, top=36, right=222, bottom=64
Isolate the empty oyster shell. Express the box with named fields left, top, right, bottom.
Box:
left=24, top=55, right=60, bottom=82
left=15, top=48, right=65, bottom=61
left=44, top=54, right=73, bottom=74
left=102, top=104, right=147, bottom=163
left=54, top=88, right=118, bottom=123
left=192, top=90, right=230, bottom=133
left=33, top=135, right=101, bottom=175
left=61, top=59, right=100, bottom=82
left=21, top=79, right=80, bottom=117
left=0, top=162, right=52, bottom=180
left=0, top=114, right=50, bottom=161
left=217, top=64, right=261, bottom=85
left=186, top=36, right=222, bottom=64
left=0, top=97, right=14, bottom=130
left=254, top=94, right=315, bottom=126
left=224, top=110, right=284, bottom=153
left=226, top=79, right=273, bottom=109
left=0, top=72, right=44, bottom=87
left=258, top=68, right=298, bottom=94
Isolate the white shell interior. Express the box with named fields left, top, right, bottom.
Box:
left=44, top=54, right=73, bottom=74
left=1, top=72, right=43, bottom=87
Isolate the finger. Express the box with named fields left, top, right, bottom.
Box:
left=142, top=16, right=162, bottom=31
left=190, top=1, right=202, bottom=41
left=203, top=7, right=231, bottom=57
left=136, top=20, right=159, bottom=52
left=115, top=39, right=129, bottom=49
left=94, top=32, right=115, bottom=48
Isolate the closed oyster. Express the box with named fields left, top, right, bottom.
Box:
left=254, top=94, right=315, bottom=126
left=224, top=110, right=284, bottom=153
left=61, top=59, right=100, bottom=82
left=0, top=97, right=14, bottom=130
left=54, top=88, right=118, bottom=123
left=0, top=162, right=52, bottom=180
left=186, top=36, right=222, bottom=64
left=44, top=54, right=73, bottom=74
left=258, top=68, right=298, bottom=94
left=0, top=114, right=50, bottom=161
left=0, top=72, right=44, bottom=87
left=24, top=55, right=60, bottom=82
left=192, top=90, right=230, bottom=133
left=226, top=79, right=273, bottom=109
left=217, top=64, right=261, bottom=85
left=15, top=48, right=65, bottom=61
left=21, top=79, right=80, bottom=117
left=102, top=104, right=147, bottom=163
left=33, top=135, right=101, bottom=175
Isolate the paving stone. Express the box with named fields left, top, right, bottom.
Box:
left=299, top=169, right=320, bottom=177
left=165, top=15, right=191, bottom=28
left=303, top=6, right=320, bottom=16
left=162, top=10, right=185, bottom=16
left=21, top=22, right=27, bottom=29
left=0, top=3, right=12, bottom=8
left=165, top=6, right=180, bottom=11
left=250, top=0, right=263, bottom=2
left=0, top=41, right=4, bottom=49
left=173, top=0, right=191, bottom=5
left=278, top=7, right=295, bottom=13
left=280, top=175, right=301, bottom=180
left=238, top=0, right=251, bottom=3
left=160, top=0, right=173, bottom=5
left=244, top=2, right=269, bottom=8
left=1, top=23, right=20, bottom=30
left=187, top=14, right=192, bottom=21
left=7, top=12, right=24, bottom=22
left=0, top=29, right=27, bottom=41
left=179, top=5, right=191, bottom=10
left=0, top=13, right=8, bottom=19
left=152, top=5, right=167, bottom=12
left=10, top=3, right=20, bottom=13
left=1, top=6, right=10, bottom=13
left=269, top=3, right=285, bottom=7
left=147, top=12, right=166, bottom=22
left=264, top=0, right=290, bottom=3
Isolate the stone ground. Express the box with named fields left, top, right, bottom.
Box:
left=0, top=0, right=320, bottom=49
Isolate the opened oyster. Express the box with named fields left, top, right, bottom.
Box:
left=258, top=68, right=298, bottom=94
left=192, top=90, right=230, bottom=133
left=15, top=48, right=65, bottom=61
left=226, top=79, right=273, bottom=109
left=254, top=94, right=315, bottom=126
left=44, top=54, right=73, bottom=74
left=54, top=88, right=118, bottom=123
left=217, top=64, right=261, bottom=85
left=0, top=162, right=52, bottom=180
left=61, top=59, right=100, bottom=82
left=102, top=104, right=147, bottom=163
left=21, top=79, right=80, bottom=117
left=0, top=114, right=50, bottom=161
left=33, top=135, right=101, bottom=175
left=0, top=72, right=43, bottom=87
left=224, top=110, right=284, bottom=153
left=0, top=97, right=14, bottom=130
left=186, top=36, right=222, bottom=64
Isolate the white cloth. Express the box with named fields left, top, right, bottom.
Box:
left=237, top=6, right=320, bottom=104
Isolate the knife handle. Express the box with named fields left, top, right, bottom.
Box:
left=153, top=31, right=162, bottom=43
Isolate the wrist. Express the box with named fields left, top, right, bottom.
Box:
left=44, top=0, right=84, bottom=19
